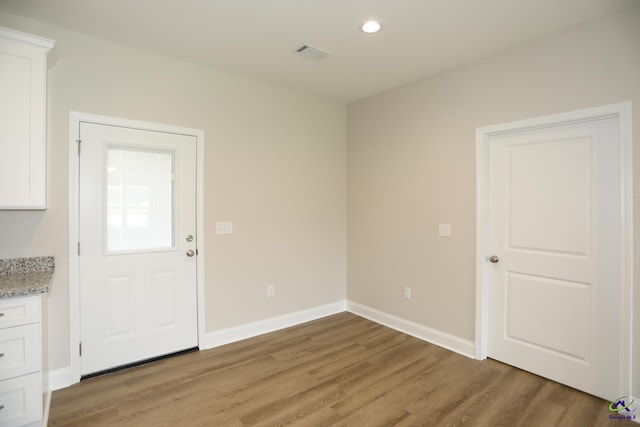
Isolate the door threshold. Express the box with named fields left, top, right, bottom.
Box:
left=81, top=347, right=199, bottom=381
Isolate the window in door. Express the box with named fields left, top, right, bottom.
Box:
left=105, top=146, right=175, bottom=253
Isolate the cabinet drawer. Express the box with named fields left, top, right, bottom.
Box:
left=0, top=296, right=40, bottom=329
left=0, top=324, right=40, bottom=381
left=0, top=372, right=41, bottom=426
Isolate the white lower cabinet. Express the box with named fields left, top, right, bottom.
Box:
left=0, top=296, right=42, bottom=427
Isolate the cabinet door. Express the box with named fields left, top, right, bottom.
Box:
left=0, top=28, right=54, bottom=209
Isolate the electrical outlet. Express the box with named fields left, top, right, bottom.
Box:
left=438, top=224, right=451, bottom=237
left=267, top=285, right=275, bottom=297
left=403, top=286, right=411, bottom=300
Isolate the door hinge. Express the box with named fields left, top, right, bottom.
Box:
left=77, top=241, right=80, bottom=256
left=79, top=342, right=82, bottom=356
left=77, top=139, right=82, bottom=155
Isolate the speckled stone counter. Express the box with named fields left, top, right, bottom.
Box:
left=0, top=256, right=54, bottom=298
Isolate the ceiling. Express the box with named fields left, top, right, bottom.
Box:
left=0, top=0, right=636, bottom=103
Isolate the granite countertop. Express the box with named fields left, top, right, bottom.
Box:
left=0, top=256, right=54, bottom=298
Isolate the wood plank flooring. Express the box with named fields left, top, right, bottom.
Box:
left=48, top=313, right=632, bottom=426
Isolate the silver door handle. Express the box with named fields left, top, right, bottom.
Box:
left=489, top=255, right=499, bottom=263
left=186, top=249, right=195, bottom=257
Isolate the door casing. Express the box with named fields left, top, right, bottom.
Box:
left=68, top=111, right=206, bottom=385
left=475, top=102, right=633, bottom=397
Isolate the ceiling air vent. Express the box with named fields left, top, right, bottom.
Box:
left=295, top=44, right=330, bottom=61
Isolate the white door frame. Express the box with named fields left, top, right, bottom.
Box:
left=475, top=102, right=633, bottom=397
left=68, top=111, right=206, bottom=385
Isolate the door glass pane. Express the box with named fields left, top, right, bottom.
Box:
left=106, top=146, right=174, bottom=252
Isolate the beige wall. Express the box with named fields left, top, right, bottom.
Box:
left=347, top=5, right=640, bottom=395
left=0, top=12, right=346, bottom=371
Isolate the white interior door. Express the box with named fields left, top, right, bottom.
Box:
left=79, top=122, right=198, bottom=376
left=485, top=115, right=622, bottom=401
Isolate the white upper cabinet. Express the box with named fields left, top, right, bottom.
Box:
left=0, top=27, right=54, bottom=209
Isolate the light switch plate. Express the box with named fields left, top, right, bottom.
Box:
left=438, top=224, right=451, bottom=237
left=216, top=222, right=233, bottom=235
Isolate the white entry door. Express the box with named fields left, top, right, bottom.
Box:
left=79, top=122, right=198, bottom=376
left=483, top=112, right=627, bottom=401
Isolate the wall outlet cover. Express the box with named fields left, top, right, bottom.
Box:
left=438, top=224, right=451, bottom=237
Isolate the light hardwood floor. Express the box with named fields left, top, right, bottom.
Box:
left=49, top=313, right=633, bottom=426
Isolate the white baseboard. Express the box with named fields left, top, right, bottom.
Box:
left=47, top=299, right=479, bottom=392
left=47, top=366, right=74, bottom=391
left=347, top=300, right=475, bottom=359
left=46, top=302, right=347, bottom=391
left=199, top=300, right=347, bottom=350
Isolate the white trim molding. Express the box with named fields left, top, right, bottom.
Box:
left=49, top=300, right=481, bottom=389
left=347, top=301, right=475, bottom=358
left=47, top=367, right=72, bottom=391
left=68, top=111, right=206, bottom=386
left=43, top=390, right=52, bottom=426
left=200, top=301, right=347, bottom=349
left=475, top=102, right=633, bottom=398
left=633, top=396, right=640, bottom=424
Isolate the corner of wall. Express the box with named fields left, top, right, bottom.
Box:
left=346, top=300, right=475, bottom=359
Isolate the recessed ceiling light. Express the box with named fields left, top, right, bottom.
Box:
left=362, top=20, right=381, bottom=34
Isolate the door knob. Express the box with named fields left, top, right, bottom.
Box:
left=186, top=249, right=195, bottom=257
left=489, top=255, right=500, bottom=263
